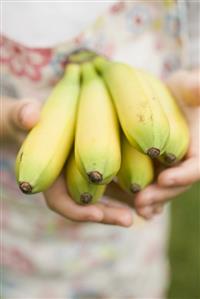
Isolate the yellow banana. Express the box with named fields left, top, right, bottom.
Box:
left=75, top=62, right=121, bottom=184
left=117, top=136, right=154, bottom=193
left=139, top=70, right=190, bottom=164
left=66, top=152, right=106, bottom=204
left=94, top=56, right=170, bottom=158
left=16, top=64, right=81, bottom=194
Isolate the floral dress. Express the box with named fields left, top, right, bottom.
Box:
left=1, top=1, right=189, bottom=298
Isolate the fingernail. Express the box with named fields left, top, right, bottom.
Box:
left=140, top=206, right=154, bottom=219
left=154, top=205, right=164, bottom=214
left=138, top=196, right=153, bottom=207
left=19, top=104, right=34, bottom=124
left=94, top=210, right=104, bottom=222
left=88, top=213, right=103, bottom=222
left=120, top=213, right=133, bottom=227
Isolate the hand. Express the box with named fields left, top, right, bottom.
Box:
left=3, top=97, right=133, bottom=227
left=44, top=176, right=133, bottom=227
left=133, top=70, right=200, bottom=219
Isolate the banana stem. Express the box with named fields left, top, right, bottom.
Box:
left=93, top=56, right=110, bottom=74
left=64, top=63, right=80, bottom=81
left=81, top=62, right=97, bottom=82
left=67, top=49, right=97, bottom=64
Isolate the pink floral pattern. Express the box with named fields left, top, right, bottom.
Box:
left=126, top=4, right=152, bottom=34
left=110, top=1, right=126, bottom=14
left=0, top=36, right=52, bottom=81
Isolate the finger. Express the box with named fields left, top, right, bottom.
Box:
left=100, top=196, right=130, bottom=208
left=8, top=99, right=40, bottom=131
left=136, top=203, right=164, bottom=220
left=185, top=70, right=200, bottom=106
left=96, top=201, right=133, bottom=227
left=44, top=176, right=104, bottom=222
left=158, top=157, right=200, bottom=187
left=136, top=205, right=154, bottom=220
left=152, top=203, right=164, bottom=215
left=134, top=183, right=189, bottom=207
left=167, top=70, right=200, bottom=106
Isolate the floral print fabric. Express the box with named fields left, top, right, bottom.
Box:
left=1, top=1, right=186, bottom=298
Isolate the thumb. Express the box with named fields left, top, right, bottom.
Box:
left=167, top=69, right=200, bottom=106
left=8, top=99, right=41, bottom=131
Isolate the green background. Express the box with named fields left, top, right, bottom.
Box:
left=168, top=182, right=200, bottom=298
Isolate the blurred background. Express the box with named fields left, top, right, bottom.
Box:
left=168, top=182, right=200, bottom=298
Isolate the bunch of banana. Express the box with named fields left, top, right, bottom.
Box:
left=16, top=50, right=189, bottom=205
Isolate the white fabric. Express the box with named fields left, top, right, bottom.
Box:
left=1, top=1, right=116, bottom=47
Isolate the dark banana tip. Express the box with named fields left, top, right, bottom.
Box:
left=87, top=171, right=103, bottom=184
left=130, top=183, right=141, bottom=194
left=19, top=182, right=32, bottom=194
left=80, top=192, right=93, bottom=204
left=164, top=153, right=177, bottom=164
left=147, top=147, right=160, bottom=159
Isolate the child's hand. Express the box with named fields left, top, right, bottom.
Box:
left=2, top=97, right=133, bottom=227
left=134, top=70, right=200, bottom=219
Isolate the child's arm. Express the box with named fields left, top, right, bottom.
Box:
left=133, top=69, right=200, bottom=219
left=1, top=97, right=133, bottom=227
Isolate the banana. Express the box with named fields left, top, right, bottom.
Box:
left=139, top=70, right=190, bottom=164
left=75, top=62, right=121, bottom=184
left=94, top=56, right=170, bottom=158
left=117, top=136, right=154, bottom=194
left=66, top=152, right=106, bottom=204
left=16, top=63, right=81, bottom=194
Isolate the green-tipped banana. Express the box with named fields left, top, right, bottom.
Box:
left=75, top=62, right=121, bottom=184
left=16, top=64, right=81, bottom=194
left=94, top=56, right=170, bottom=158
left=140, top=70, right=190, bottom=164
left=117, top=136, right=154, bottom=194
left=66, top=152, right=106, bottom=204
